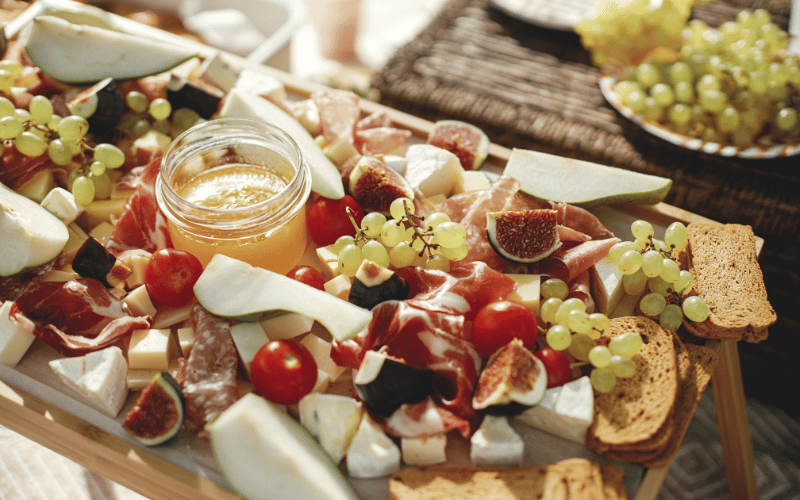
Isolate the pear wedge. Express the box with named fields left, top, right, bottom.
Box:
left=503, top=148, right=672, bottom=207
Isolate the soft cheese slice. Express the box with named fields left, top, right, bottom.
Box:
left=404, top=144, right=465, bottom=198
left=590, top=258, right=625, bottom=315
left=49, top=346, right=129, bottom=417
left=300, top=334, right=347, bottom=381
left=470, top=415, right=524, bottom=466
left=346, top=413, right=401, bottom=478
left=402, top=435, right=447, bottom=466
left=0, top=301, right=36, bottom=367
left=299, top=393, right=364, bottom=464
left=515, top=375, right=594, bottom=444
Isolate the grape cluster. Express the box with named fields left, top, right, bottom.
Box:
left=608, top=220, right=710, bottom=330
left=333, top=197, right=469, bottom=276
left=117, top=90, right=204, bottom=140
left=611, top=10, right=799, bottom=149
left=539, top=278, right=636, bottom=393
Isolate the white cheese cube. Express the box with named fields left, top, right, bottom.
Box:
left=127, top=328, right=173, bottom=371
left=311, top=369, right=330, bottom=394
left=197, top=50, right=240, bottom=93
left=176, top=326, right=195, bottom=357
left=89, top=221, right=115, bottom=245
left=402, top=435, right=447, bottom=465
left=151, top=302, right=194, bottom=329
left=404, top=144, right=465, bottom=198
left=122, top=285, right=157, bottom=318
left=234, top=69, right=287, bottom=102
left=459, top=170, right=491, bottom=193
left=259, top=313, right=315, bottom=341
left=40, top=187, right=82, bottom=224
left=0, top=301, right=36, bottom=368
left=385, top=399, right=445, bottom=438
left=80, top=198, right=127, bottom=228
left=505, top=274, right=542, bottom=314
left=324, top=274, right=351, bottom=301
left=62, top=223, right=89, bottom=261
left=300, top=334, right=347, bottom=381
left=41, top=269, right=80, bottom=283
left=122, top=254, right=150, bottom=289
left=299, top=393, right=364, bottom=464
left=229, top=322, right=269, bottom=377
left=515, top=376, right=594, bottom=444
left=470, top=415, right=524, bottom=466
left=590, top=258, right=624, bottom=315
left=49, top=346, right=129, bottom=416
left=126, top=359, right=181, bottom=391
left=316, top=244, right=341, bottom=280
left=346, top=414, right=401, bottom=478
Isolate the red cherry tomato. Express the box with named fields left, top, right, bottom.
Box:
left=306, top=195, right=364, bottom=247
left=534, top=348, right=572, bottom=388
left=250, top=340, right=318, bottom=405
left=471, top=300, right=538, bottom=359
left=144, top=248, right=204, bottom=307
left=286, top=265, right=326, bottom=291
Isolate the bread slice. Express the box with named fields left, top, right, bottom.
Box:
left=587, top=317, right=678, bottom=454
left=680, top=223, right=776, bottom=343
left=388, top=458, right=629, bottom=500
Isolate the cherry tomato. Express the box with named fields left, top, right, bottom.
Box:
left=144, top=248, right=204, bottom=307
left=286, top=265, right=326, bottom=291
left=471, top=300, right=538, bottom=359
left=306, top=195, right=364, bottom=247
left=251, top=339, right=318, bottom=405
left=534, top=348, right=572, bottom=388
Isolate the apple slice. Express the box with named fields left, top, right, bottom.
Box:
left=0, top=182, right=69, bottom=276
left=194, top=254, right=371, bottom=341
left=207, top=393, right=358, bottom=500
left=24, top=16, right=198, bottom=84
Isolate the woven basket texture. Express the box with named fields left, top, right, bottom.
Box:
left=371, top=0, right=800, bottom=416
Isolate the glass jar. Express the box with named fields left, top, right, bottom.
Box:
left=156, top=118, right=311, bottom=274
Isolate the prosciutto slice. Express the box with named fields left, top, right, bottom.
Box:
left=355, top=127, right=411, bottom=155
left=106, top=156, right=173, bottom=255
left=11, top=278, right=151, bottom=356
left=528, top=237, right=619, bottom=283
left=181, top=304, right=238, bottom=437
left=311, top=89, right=360, bottom=144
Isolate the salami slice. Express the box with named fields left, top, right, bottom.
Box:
left=182, top=304, right=238, bottom=437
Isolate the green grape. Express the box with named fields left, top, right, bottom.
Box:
left=732, top=125, right=756, bottom=149
left=613, top=80, right=642, bottom=102
left=623, top=269, right=647, bottom=295
left=588, top=345, right=612, bottom=368
left=590, top=367, right=616, bottom=393
left=425, top=255, right=450, bottom=272
left=641, top=250, right=664, bottom=277
left=541, top=278, right=569, bottom=300
left=659, top=258, right=681, bottom=283
left=381, top=219, right=405, bottom=247
left=648, top=276, right=672, bottom=296
left=668, top=61, right=693, bottom=85
left=389, top=242, right=415, bottom=268
left=546, top=324, right=571, bottom=351
left=664, top=222, right=688, bottom=251
left=609, top=355, right=636, bottom=378
left=699, top=89, right=727, bottom=113
left=47, top=114, right=62, bottom=131
left=674, top=270, right=694, bottom=295
left=766, top=81, right=788, bottom=101
left=624, top=90, right=646, bottom=114
left=650, top=83, right=675, bottom=107
left=14, top=108, right=30, bottom=123
left=152, top=119, right=170, bottom=135
left=0, top=96, right=15, bottom=117
left=642, top=97, right=663, bottom=122
left=636, top=63, right=661, bottom=89
left=440, top=242, right=468, bottom=261
left=609, top=331, right=643, bottom=357
left=390, top=197, right=414, bottom=219
left=608, top=241, right=639, bottom=265
left=568, top=333, right=595, bottom=362
left=362, top=240, right=390, bottom=268
left=696, top=74, right=721, bottom=93
left=14, top=131, right=47, bottom=157
left=424, top=211, right=450, bottom=232
left=0, top=60, right=22, bottom=77
left=338, top=243, right=364, bottom=276
left=540, top=297, right=563, bottom=324
left=774, top=108, right=798, bottom=132
left=91, top=172, right=112, bottom=200
left=668, top=103, right=692, bottom=126
left=88, top=161, right=106, bottom=177
left=674, top=81, right=695, bottom=103
left=716, top=106, right=740, bottom=133
left=58, top=115, right=89, bottom=141
left=631, top=220, right=654, bottom=240
left=149, top=98, right=172, bottom=121
left=172, top=107, right=203, bottom=130
left=0, top=115, right=23, bottom=140
left=94, top=143, right=126, bottom=169
left=748, top=70, right=769, bottom=95
left=125, top=91, right=149, bottom=113
left=589, top=313, right=610, bottom=336
left=131, top=119, right=151, bottom=137
left=361, top=212, right=387, bottom=238
left=618, top=249, right=644, bottom=275
left=567, top=309, right=592, bottom=334
left=334, top=235, right=355, bottom=254
left=410, top=234, right=427, bottom=253
left=71, top=175, right=96, bottom=206
left=640, top=292, right=667, bottom=316
left=433, top=222, right=467, bottom=249
left=29, top=95, right=54, bottom=125
left=683, top=296, right=710, bottom=322
left=659, top=303, right=683, bottom=331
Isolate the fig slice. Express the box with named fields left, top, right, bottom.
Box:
left=472, top=338, right=547, bottom=414
left=122, top=372, right=185, bottom=446
left=348, top=156, right=414, bottom=214
left=486, top=209, right=562, bottom=264
left=426, top=120, right=490, bottom=170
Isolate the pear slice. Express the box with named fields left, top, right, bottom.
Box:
left=24, top=16, right=197, bottom=84
left=503, top=148, right=672, bottom=207
left=0, top=182, right=69, bottom=276
left=193, top=254, right=371, bottom=341
left=207, top=393, right=358, bottom=500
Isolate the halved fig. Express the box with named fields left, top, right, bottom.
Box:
left=349, top=260, right=409, bottom=310
left=122, top=372, right=185, bottom=446
left=72, top=236, right=131, bottom=287
left=486, top=209, right=562, bottom=264
left=67, top=77, right=125, bottom=133
left=354, top=350, right=432, bottom=416
left=348, top=156, right=414, bottom=214
left=472, top=338, right=547, bottom=414
left=426, top=120, right=490, bottom=170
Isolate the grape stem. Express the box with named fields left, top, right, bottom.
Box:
left=346, top=204, right=442, bottom=260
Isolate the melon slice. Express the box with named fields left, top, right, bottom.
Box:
left=503, top=148, right=672, bottom=207
left=24, top=16, right=198, bottom=84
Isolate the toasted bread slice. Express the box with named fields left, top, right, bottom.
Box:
left=587, top=317, right=678, bottom=453
left=680, top=223, right=775, bottom=343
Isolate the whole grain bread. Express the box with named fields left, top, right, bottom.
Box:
left=679, top=223, right=776, bottom=343
left=388, top=458, right=629, bottom=500
left=587, top=317, right=678, bottom=454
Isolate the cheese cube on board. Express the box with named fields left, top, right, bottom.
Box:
left=230, top=322, right=269, bottom=377
left=176, top=326, right=195, bottom=357
left=402, top=435, right=447, bottom=465
left=470, top=415, right=524, bottom=466
left=316, top=244, right=341, bottom=280
left=40, top=187, right=82, bottom=224
left=300, top=334, right=347, bottom=381
left=49, top=346, right=129, bottom=417
left=515, top=376, right=594, bottom=444
left=505, top=274, right=542, bottom=314
left=299, top=393, right=363, bottom=464
left=347, top=414, right=401, bottom=478
left=0, top=301, right=36, bottom=368
left=123, top=285, right=157, bottom=318
left=590, top=258, right=624, bottom=315
left=459, top=170, right=491, bottom=193
left=324, top=274, right=352, bottom=301
left=233, top=69, right=287, bottom=102
left=128, top=328, right=174, bottom=371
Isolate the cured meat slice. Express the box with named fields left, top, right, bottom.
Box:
left=550, top=202, right=615, bottom=240
left=528, top=238, right=620, bottom=283
left=384, top=398, right=472, bottom=440
left=356, top=110, right=392, bottom=131
left=558, top=225, right=591, bottom=243
left=311, top=89, right=360, bottom=144
left=0, top=259, right=55, bottom=302
left=567, top=270, right=595, bottom=313
left=11, top=278, right=151, bottom=356
left=182, top=304, right=238, bottom=437
left=106, top=156, right=173, bottom=255
left=354, top=127, right=411, bottom=155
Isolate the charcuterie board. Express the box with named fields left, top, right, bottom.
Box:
left=0, top=2, right=761, bottom=500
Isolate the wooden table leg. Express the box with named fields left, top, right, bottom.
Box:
left=711, top=340, right=758, bottom=500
